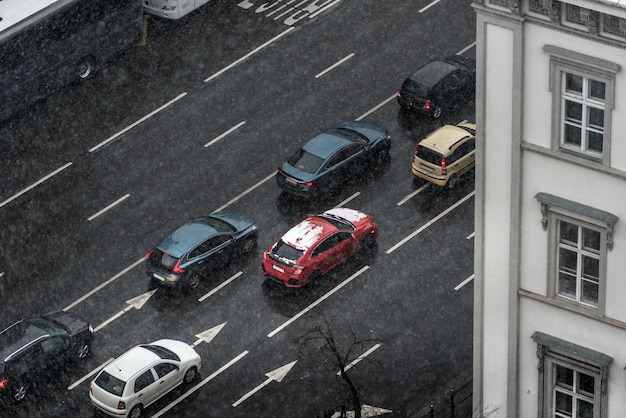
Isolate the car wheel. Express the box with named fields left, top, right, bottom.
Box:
left=77, top=56, right=95, bottom=79
left=185, top=274, right=201, bottom=291
left=447, top=175, right=458, bottom=189
left=431, top=104, right=442, bottom=119
left=12, top=383, right=27, bottom=402
left=184, top=366, right=198, bottom=384
left=77, top=342, right=91, bottom=359
left=362, top=233, right=377, bottom=250
left=128, top=405, right=142, bottom=418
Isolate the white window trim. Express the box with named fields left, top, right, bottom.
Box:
left=544, top=45, right=619, bottom=166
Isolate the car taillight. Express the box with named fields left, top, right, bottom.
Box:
left=441, top=156, right=447, bottom=175
left=397, top=92, right=402, bottom=98
left=304, top=181, right=313, bottom=187
left=117, top=400, right=126, bottom=410
left=145, top=249, right=153, bottom=259
left=423, top=99, right=431, bottom=110
left=293, top=265, right=305, bottom=275
left=414, top=147, right=419, bottom=157
left=172, top=259, right=185, bottom=274
left=0, top=378, right=9, bottom=389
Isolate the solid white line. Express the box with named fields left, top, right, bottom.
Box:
left=466, top=232, right=475, bottom=240
left=198, top=271, right=244, bottom=302
left=397, top=184, right=430, bottom=206
left=204, top=121, right=246, bottom=148
left=63, top=257, right=145, bottom=311
left=308, top=0, right=341, bottom=18
left=356, top=94, right=397, bottom=121
left=419, top=0, right=442, bottom=13
left=268, top=265, right=370, bottom=338
left=454, top=274, right=474, bottom=291
left=386, top=191, right=475, bottom=254
left=93, top=309, right=126, bottom=333
left=0, top=162, right=73, bottom=209
left=335, top=192, right=360, bottom=208
left=457, top=42, right=476, bottom=55
left=204, top=28, right=295, bottom=83
left=315, top=53, right=355, bottom=78
left=151, top=351, right=250, bottom=418
left=87, top=194, right=130, bottom=221
left=338, top=343, right=381, bottom=375
left=67, top=358, right=114, bottom=390
left=212, top=171, right=276, bottom=213
left=89, top=92, right=188, bottom=153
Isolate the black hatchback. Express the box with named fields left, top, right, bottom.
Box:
left=0, top=311, right=94, bottom=403
left=397, top=55, right=475, bottom=119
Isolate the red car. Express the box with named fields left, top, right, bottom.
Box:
left=262, top=208, right=378, bottom=288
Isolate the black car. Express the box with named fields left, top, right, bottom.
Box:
left=0, top=311, right=94, bottom=402
left=146, top=211, right=257, bottom=292
left=276, top=121, right=391, bottom=198
left=397, top=55, right=475, bottom=119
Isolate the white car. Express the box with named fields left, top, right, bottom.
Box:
left=89, top=339, right=201, bottom=418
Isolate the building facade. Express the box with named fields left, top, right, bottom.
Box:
left=473, top=0, right=626, bottom=416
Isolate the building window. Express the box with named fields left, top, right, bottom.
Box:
left=544, top=45, right=619, bottom=166
left=532, top=332, right=612, bottom=418
left=535, top=193, right=617, bottom=315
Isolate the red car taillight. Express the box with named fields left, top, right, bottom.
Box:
left=414, top=147, right=419, bottom=157
left=304, top=181, right=313, bottom=187
left=423, top=99, right=431, bottom=110
left=397, top=92, right=402, bottom=98
left=293, top=265, right=306, bottom=275
left=441, top=156, right=447, bottom=175
left=172, top=259, right=185, bottom=274
left=0, top=378, right=9, bottom=389
left=117, top=400, right=127, bottom=410
left=145, top=249, right=153, bottom=259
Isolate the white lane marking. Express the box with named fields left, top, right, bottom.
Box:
left=397, top=184, right=430, bottom=206
left=356, top=94, right=397, bottom=121
left=419, top=0, right=442, bottom=13
left=198, top=271, right=244, bottom=303
left=268, top=0, right=310, bottom=20
left=454, top=274, right=474, bottom=291
left=466, top=232, right=475, bottom=240
left=204, top=121, right=246, bottom=148
left=151, top=351, right=249, bottom=418
left=315, top=53, right=355, bottom=78
left=89, top=92, right=188, bottom=153
left=87, top=194, right=130, bottom=221
left=67, top=358, right=114, bottom=390
left=63, top=257, right=145, bottom=311
left=308, top=0, right=342, bottom=19
left=337, top=343, right=381, bottom=375
left=232, top=360, right=297, bottom=407
left=457, top=42, right=476, bottom=55
left=268, top=265, right=370, bottom=338
left=204, top=27, right=295, bottom=83
left=212, top=171, right=276, bottom=213
left=386, top=191, right=475, bottom=254
left=0, top=162, right=73, bottom=209
left=335, top=192, right=360, bottom=208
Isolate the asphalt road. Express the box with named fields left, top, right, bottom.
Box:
left=0, top=1, right=476, bottom=416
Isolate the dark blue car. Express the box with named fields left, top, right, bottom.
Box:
left=146, top=212, right=257, bottom=292
left=276, top=121, right=391, bottom=197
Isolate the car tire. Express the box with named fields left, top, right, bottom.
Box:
left=12, top=383, right=27, bottom=402
left=431, top=104, right=442, bottom=119
left=77, top=342, right=91, bottom=359
left=183, top=274, right=201, bottom=293
left=184, top=366, right=198, bottom=384
left=128, top=405, right=142, bottom=418
left=362, top=233, right=377, bottom=250
left=77, top=56, right=95, bottom=80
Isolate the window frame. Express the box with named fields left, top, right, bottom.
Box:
left=535, top=193, right=617, bottom=316
left=532, top=331, right=612, bottom=418
left=544, top=45, right=619, bottom=166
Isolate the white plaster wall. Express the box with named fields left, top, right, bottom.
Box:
left=518, top=298, right=626, bottom=417
left=482, top=22, right=515, bottom=416
left=522, top=24, right=626, bottom=171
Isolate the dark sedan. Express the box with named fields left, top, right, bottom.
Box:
left=0, top=311, right=94, bottom=402
left=276, top=121, right=391, bottom=198
left=146, top=211, right=257, bottom=292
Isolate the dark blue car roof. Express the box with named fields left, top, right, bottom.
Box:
left=157, top=219, right=219, bottom=259
left=302, top=132, right=352, bottom=160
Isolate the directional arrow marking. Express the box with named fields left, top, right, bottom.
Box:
left=232, top=360, right=297, bottom=407
left=93, top=289, right=157, bottom=332
left=190, top=322, right=226, bottom=348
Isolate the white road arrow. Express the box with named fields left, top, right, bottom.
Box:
left=190, top=322, right=226, bottom=348
left=232, top=360, right=297, bottom=407
left=330, top=405, right=393, bottom=418
left=93, top=289, right=157, bottom=332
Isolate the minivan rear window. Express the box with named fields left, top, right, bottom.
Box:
left=417, top=145, right=443, bottom=165
left=402, top=79, right=429, bottom=97
left=95, top=370, right=126, bottom=396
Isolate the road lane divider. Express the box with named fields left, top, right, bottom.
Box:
left=63, top=257, right=145, bottom=311
left=87, top=193, right=130, bottom=221
left=92, top=289, right=157, bottom=333
left=212, top=171, right=276, bottom=213
left=204, top=121, right=246, bottom=148
left=337, top=343, right=381, bottom=375
left=356, top=94, right=396, bottom=121
left=466, top=232, right=475, bottom=240
left=457, top=42, right=476, bottom=56
left=0, top=162, right=73, bottom=209
left=67, top=358, right=114, bottom=390
left=454, top=274, right=474, bottom=291
left=232, top=360, right=297, bottom=407
left=335, top=192, right=360, bottom=208
left=204, top=27, right=295, bottom=83
left=397, top=184, right=430, bottom=206
left=315, top=53, right=355, bottom=78
left=386, top=191, right=475, bottom=254
left=88, top=92, right=188, bottom=153
left=198, top=271, right=243, bottom=303
left=267, top=265, right=370, bottom=338
left=151, top=350, right=250, bottom=418
left=419, top=0, right=442, bottom=13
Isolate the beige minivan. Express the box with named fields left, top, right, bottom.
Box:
left=411, top=121, right=476, bottom=188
